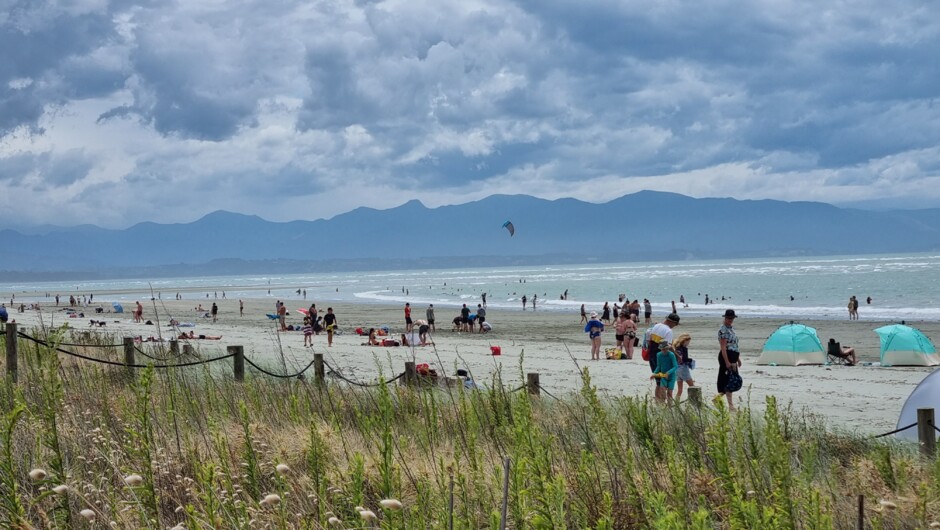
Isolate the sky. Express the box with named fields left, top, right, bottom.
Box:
left=3, top=0, right=940, bottom=229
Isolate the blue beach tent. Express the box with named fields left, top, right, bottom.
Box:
left=875, top=324, right=939, bottom=367
left=756, top=323, right=826, bottom=365
left=112, top=302, right=124, bottom=313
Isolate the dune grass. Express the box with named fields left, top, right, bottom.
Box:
left=1, top=325, right=939, bottom=529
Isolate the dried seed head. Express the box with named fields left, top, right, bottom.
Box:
left=275, top=464, right=290, bottom=475
left=124, top=474, right=144, bottom=487
left=79, top=509, right=96, bottom=521
left=29, top=469, right=48, bottom=481
left=260, top=494, right=281, bottom=506
left=879, top=500, right=898, bottom=510
left=328, top=516, right=342, bottom=526
left=359, top=509, right=377, bottom=521
left=52, top=485, right=69, bottom=495
left=379, top=499, right=403, bottom=511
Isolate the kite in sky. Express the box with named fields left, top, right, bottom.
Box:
left=502, top=220, right=515, bottom=237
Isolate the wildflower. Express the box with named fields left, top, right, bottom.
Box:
left=379, top=499, right=403, bottom=511
left=29, top=468, right=48, bottom=481
left=124, top=474, right=144, bottom=486
left=52, top=485, right=69, bottom=495
left=275, top=463, right=290, bottom=475
left=359, top=509, right=377, bottom=521
left=328, top=516, right=342, bottom=526
left=879, top=500, right=897, bottom=510
left=260, top=494, right=281, bottom=507
left=79, top=509, right=96, bottom=521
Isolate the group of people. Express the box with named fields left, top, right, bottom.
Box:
left=584, top=308, right=744, bottom=410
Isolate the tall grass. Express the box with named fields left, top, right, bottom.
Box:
left=1, top=327, right=938, bottom=528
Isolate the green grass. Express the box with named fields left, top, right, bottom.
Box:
left=1, top=326, right=938, bottom=529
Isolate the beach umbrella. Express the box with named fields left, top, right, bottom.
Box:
left=756, top=323, right=826, bottom=365
left=112, top=302, right=124, bottom=313
left=875, top=324, right=939, bottom=367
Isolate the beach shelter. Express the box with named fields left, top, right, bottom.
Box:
left=756, top=323, right=826, bottom=365
left=896, top=370, right=940, bottom=442
left=112, top=302, right=124, bottom=313
left=875, top=324, right=939, bottom=367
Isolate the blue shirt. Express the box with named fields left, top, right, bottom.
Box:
left=584, top=319, right=604, bottom=337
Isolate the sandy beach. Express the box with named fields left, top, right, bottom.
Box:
left=5, top=293, right=939, bottom=436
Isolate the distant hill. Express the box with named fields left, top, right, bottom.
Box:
left=2, top=191, right=940, bottom=279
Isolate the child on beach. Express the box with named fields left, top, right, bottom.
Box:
left=672, top=333, right=695, bottom=400
left=650, top=341, right=679, bottom=403
left=302, top=317, right=313, bottom=347
left=584, top=311, right=604, bottom=360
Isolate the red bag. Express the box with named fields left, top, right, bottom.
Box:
left=490, top=346, right=501, bottom=356
left=641, top=347, right=649, bottom=361
left=416, top=363, right=431, bottom=375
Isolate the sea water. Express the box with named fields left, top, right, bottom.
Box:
left=3, top=252, right=940, bottom=321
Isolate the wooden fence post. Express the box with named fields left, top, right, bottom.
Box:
left=314, top=353, right=325, bottom=384
left=169, top=340, right=179, bottom=356
left=527, top=373, right=540, bottom=396
left=182, top=344, right=194, bottom=356
left=229, top=345, right=244, bottom=381
left=918, top=408, right=936, bottom=458
left=123, top=337, right=135, bottom=381
left=404, top=361, right=416, bottom=385
left=688, top=387, right=702, bottom=408
left=5, top=322, right=17, bottom=383
left=857, top=495, right=864, bottom=530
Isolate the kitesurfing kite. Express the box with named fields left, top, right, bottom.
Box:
left=502, top=220, right=515, bottom=237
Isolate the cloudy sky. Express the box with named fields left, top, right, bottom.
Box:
left=3, top=0, right=940, bottom=228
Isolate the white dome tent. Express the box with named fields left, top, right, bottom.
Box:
left=896, top=370, right=940, bottom=442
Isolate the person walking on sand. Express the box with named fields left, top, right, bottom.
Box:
left=323, top=307, right=337, bottom=347
left=646, top=313, right=680, bottom=372
left=302, top=317, right=313, bottom=347
left=404, top=302, right=413, bottom=332
left=211, top=302, right=218, bottom=323
left=426, top=304, right=436, bottom=331
left=673, top=333, right=695, bottom=401
left=643, top=299, right=652, bottom=325
left=580, top=304, right=587, bottom=324
left=239, top=299, right=244, bottom=317
left=135, top=301, right=143, bottom=323
left=717, top=309, right=742, bottom=411
left=277, top=301, right=287, bottom=331
left=521, top=295, right=527, bottom=310
left=584, top=311, right=604, bottom=361
left=616, top=312, right=638, bottom=359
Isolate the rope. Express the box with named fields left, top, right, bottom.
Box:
left=872, top=422, right=917, bottom=438
left=16, top=332, right=234, bottom=369
left=244, top=357, right=316, bottom=379
left=536, top=384, right=561, bottom=401
left=323, top=360, right=405, bottom=387
left=509, top=385, right=526, bottom=393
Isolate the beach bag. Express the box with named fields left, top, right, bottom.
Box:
left=490, top=346, right=502, bottom=356
left=725, top=371, right=743, bottom=393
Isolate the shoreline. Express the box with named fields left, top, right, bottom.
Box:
left=4, top=295, right=938, bottom=436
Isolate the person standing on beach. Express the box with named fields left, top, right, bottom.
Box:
left=239, top=299, right=244, bottom=317
left=717, top=309, right=742, bottom=411
left=476, top=304, right=486, bottom=332
left=580, top=304, right=587, bottom=324
left=482, top=292, right=487, bottom=307
left=847, top=296, right=857, bottom=320
left=532, top=294, right=537, bottom=309
left=643, top=299, right=652, bottom=325
left=673, top=334, right=695, bottom=401
left=460, top=304, right=471, bottom=332
left=646, top=313, right=680, bottom=372
left=135, top=301, right=143, bottom=323
left=211, top=302, right=218, bottom=323
left=601, top=302, right=611, bottom=324
left=404, top=303, right=413, bottom=332
left=584, top=311, right=604, bottom=361
left=426, top=304, right=435, bottom=331
left=323, top=307, right=337, bottom=346
left=522, top=295, right=527, bottom=310
left=852, top=296, right=859, bottom=319
left=277, top=301, right=287, bottom=331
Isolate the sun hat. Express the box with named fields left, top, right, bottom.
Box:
left=590, top=311, right=598, bottom=318
left=723, top=309, right=737, bottom=319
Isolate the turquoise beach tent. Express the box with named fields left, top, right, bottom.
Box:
left=756, top=323, right=826, bottom=365
left=875, top=324, right=939, bottom=367
left=112, top=302, right=123, bottom=313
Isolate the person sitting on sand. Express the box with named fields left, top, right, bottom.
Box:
left=401, top=333, right=410, bottom=347
left=179, top=331, right=222, bottom=340
left=362, top=328, right=381, bottom=346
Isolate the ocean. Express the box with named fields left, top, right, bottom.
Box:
left=3, top=252, right=940, bottom=321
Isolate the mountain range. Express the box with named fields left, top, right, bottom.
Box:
left=3, top=191, right=940, bottom=280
